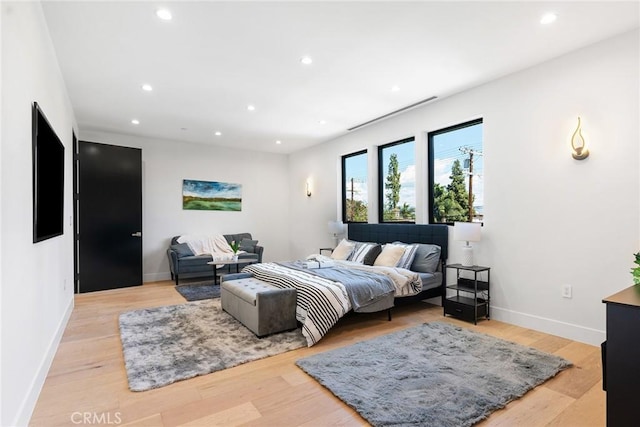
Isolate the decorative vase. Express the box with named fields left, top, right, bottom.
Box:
left=232, top=254, right=238, bottom=262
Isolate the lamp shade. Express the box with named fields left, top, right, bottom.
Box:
left=453, top=222, right=481, bottom=243
left=328, top=220, right=345, bottom=235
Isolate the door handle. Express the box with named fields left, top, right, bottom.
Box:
left=131, top=231, right=142, bottom=237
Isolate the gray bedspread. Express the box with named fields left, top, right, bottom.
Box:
left=279, top=262, right=395, bottom=312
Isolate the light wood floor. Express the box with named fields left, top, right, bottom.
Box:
left=30, top=281, right=605, bottom=427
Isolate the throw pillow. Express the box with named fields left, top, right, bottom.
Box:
left=331, top=239, right=356, bottom=260
left=373, top=244, right=406, bottom=267
left=171, top=243, right=193, bottom=258
left=350, top=242, right=377, bottom=263
left=363, top=244, right=382, bottom=266
left=240, top=238, right=258, bottom=252
left=346, top=241, right=363, bottom=261
left=410, top=244, right=441, bottom=273
left=394, top=243, right=419, bottom=270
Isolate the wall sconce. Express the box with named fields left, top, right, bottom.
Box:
left=571, top=117, right=589, bottom=160
left=306, top=180, right=312, bottom=197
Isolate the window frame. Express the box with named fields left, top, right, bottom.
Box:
left=341, top=149, right=368, bottom=224
left=377, top=137, right=416, bottom=224
left=428, top=118, right=483, bottom=225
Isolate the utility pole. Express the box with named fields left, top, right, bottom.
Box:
left=459, top=147, right=483, bottom=222
left=348, top=178, right=355, bottom=220
left=349, top=178, right=356, bottom=204
left=346, top=178, right=361, bottom=221
left=467, top=151, right=473, bottom=222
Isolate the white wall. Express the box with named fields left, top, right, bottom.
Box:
left=81, top=130, right=291, bottom=282
left=289, top=30, right=640, bottom=346
left=0, top=4, right=4, bottom=423
left=1, top=2, right=76, bottom=426
left=1, top=4, right=636, bottom=424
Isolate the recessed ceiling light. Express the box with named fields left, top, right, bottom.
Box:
left=247, top=104, right=256, bottom=111
left=141, top=84, right=153, bottom=91
left=300, top=56, right=313, bottom=65
left=540, top=12, right=557, bottom=25
left=276, top=140, right=282, bottom=144
left=215, top=131, right=222, bottom=136
left=131, top=119, right=140, bottom=125
left=319, top=120, right=327, bottom=125
left=156, top=9, right=172, bottom=21
left=181, top=127, right=187, bottom=131
left=391, top=85, right=400, bottom=92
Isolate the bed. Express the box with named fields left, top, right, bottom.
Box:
left=242, top=224, right=448, bottom=346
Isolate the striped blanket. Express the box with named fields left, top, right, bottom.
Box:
left=242, top=262, right=422, bottom=346
left=242, top=263, right=350, bottom=346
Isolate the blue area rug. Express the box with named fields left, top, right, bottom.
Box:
left=175, top=281, right=220, bottom=301
left=296, top=322, right=572, bottom=427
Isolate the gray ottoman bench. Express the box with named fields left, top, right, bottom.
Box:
left=221, top=273, right=297, bottom=337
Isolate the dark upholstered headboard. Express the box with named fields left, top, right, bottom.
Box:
left=347, top=223, right=448, bottom=262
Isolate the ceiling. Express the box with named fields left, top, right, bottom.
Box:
left=41, top=1, right=639, bottom=154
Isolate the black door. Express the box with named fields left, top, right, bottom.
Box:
left=75, top=141, right=142, bottom=293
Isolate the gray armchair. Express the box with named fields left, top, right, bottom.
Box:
left=167, top=233, right=263, bottom=285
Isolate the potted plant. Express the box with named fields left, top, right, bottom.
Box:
left=230, top=240, right=240, bottom=261
left=632, top=252, right=640, bottom=285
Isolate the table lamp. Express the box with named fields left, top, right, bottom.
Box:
left=454, top=222, right=481, bottom=267
left=328, top=220, right=345, bottom=246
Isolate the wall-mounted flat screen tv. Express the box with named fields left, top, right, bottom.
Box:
left=32, top=102, right=65, bottom=243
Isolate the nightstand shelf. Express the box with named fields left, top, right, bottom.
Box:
left=447, top=277, right=489, bottom=293
left=444, top=264, right=490, bottom=324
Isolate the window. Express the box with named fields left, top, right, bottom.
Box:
left=342, top=150, right=368, bottom=223
left=378, top=137, right=416, bottom=223
left=428, top=119, right=483, bottom=224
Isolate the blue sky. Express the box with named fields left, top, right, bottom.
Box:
left=381, top=141, right=416, bottom=207
left=344, top=122, right=483, bottom=209
left=183, top=180, right=242, bottom=199
left=344, top=153, right=368, bottom=202
left=344, top=142, right=417, bottom=207
left=432, top=122, right=483, bottom=207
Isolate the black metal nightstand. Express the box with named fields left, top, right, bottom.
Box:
left=444, top=264, right=491, bottom=324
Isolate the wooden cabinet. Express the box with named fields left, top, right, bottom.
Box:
left=602, top=285, right=640, bottom=427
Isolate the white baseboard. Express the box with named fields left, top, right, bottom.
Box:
left=490, top=305, right=605, bottom=347
left=143, top=272, right=171, bottom=283
left=16, top=297, right=74, bottom=427
left=143, top=277, right=604, bottom=345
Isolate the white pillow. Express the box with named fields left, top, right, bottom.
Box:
left=331, top=239, right=356, bottom=260
left=373, top=244, right=406, bottom=267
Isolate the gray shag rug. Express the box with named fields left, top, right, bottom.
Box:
left=296, top=322, right=572, bottom=427
left=175, top=282, right=220, bottom=301
left=119, top=299, right=306, bottom=391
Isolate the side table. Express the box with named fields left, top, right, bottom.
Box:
left=207, top=259, right=257, bottom=284
left=444, top=263, right=490, bottom=324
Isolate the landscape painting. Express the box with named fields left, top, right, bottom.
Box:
left=182, top=179, right=242, bottom=211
